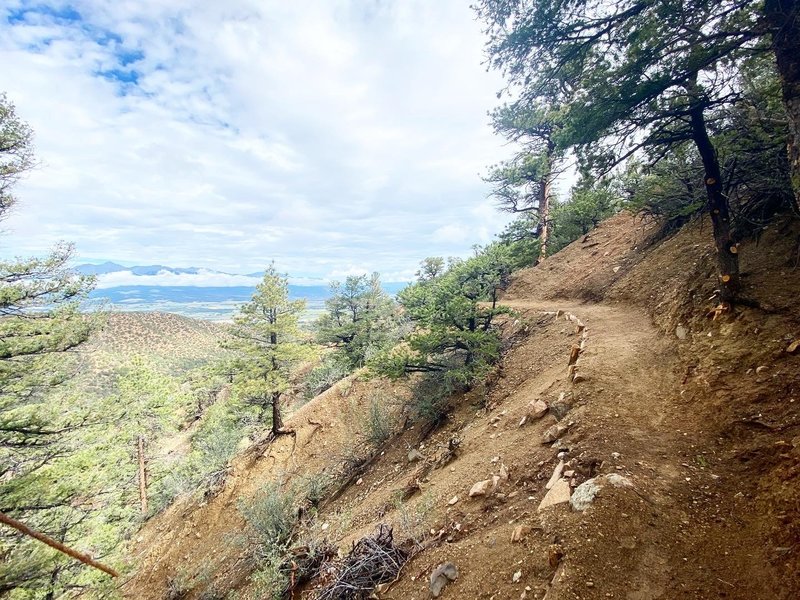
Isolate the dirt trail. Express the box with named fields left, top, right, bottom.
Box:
left=386, top=296, right=776, bottom=599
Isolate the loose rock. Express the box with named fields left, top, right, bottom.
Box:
left=570, top=478, right=601, bottom=511
left=527, top=399, right=549, bottom=420
left=430, top=562, right=459, bottom=598
left=542, top=423, right=569, bottom=444
left=469, top=479, right=492, bottom=497
left=511, top=525, right=531, bottom=543
left=538, top=478, right=571, bottom=510
left=408, top=449, right=423, bottom=463
left=545, top=461, right=565, bottom=490
left=549, top=398, right=572, bottom=420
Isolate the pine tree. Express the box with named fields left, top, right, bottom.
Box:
left=226, top=265, right=307, bottom=436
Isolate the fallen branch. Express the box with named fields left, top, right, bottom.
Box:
left=315, top=524, right=409, bottom=600
left=0, top=511, right=119, bottom=577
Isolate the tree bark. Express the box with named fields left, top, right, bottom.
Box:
left=538, top=139, right=556, bottom=262
left=137, top=435, right=148, bottom=515
left=765, top=0, right=800, bottom=210
left=688, top=102, right=740, bottom=305
left=0, top=511, right=119, bottom=577
left=271, top=391, right=283, bottom=436
left=538, top=172, right=552, bottom=262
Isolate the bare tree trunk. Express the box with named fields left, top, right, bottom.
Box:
left=765, top=0, right=800, bottom=210
left=538, top=172, right=552, bottom=262
left=137, top=435, right=148, bottom=515
left=271, top=391, right=283, bottom=436
left=689, top=101, right=740, bottom=306
left=0, top=511, right=119, bottom=577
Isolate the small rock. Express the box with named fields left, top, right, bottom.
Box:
left=321, top=523, right=330, bottom=531
left=606, top=473, right=633, bottom=488
left=548, top=544, right=564, bottom=568
left=756, top=365, right=768, bottom=374
left=499, top=463, right=510, bottom=481
left=542, top=423, right=570, bottom=444
left=546, top=460, right=565, bottom=490
left=538, top=478, right=571, bottom=510
left=527, top=399, right=549, bottom=420
left=787, top=340, right=800, bottom=354
left=572, top=374, right=587, bottom=384
left=613, top=266, right=621, bottom=273
left=675, top=325, right=688, bottom=340
left=408, top=449, right=423, bottom=463
left=430, top=562, right=459, bottom=598
left=512, top=569, right=522, bottom=583
left=511, top=525, right=531, bottom=542
left=549, top=398, right=572, bottom=420
left=491, top=474, right=502, bottom=493
left=356, top=478, right=363, bottom=485
left=447, top=495, right=459, bottom=506
left=469, top=479, right=492, bottom=497
left=570, top=478, right=601, bottom=511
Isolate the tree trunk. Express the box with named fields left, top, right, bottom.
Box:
left=271, top=391, right=282, bottom=436
left=765, top=0, right=800, bottom=209
left=538, top=173, right=552, bottom=262
left=137, top=435, right=148, bottom=515
left=689, top=102, right=739, bottom=305
left=537, top=139, right=555, bottom=262
left=0, top=511, right=119, bottom=578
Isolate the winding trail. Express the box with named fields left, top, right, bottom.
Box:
left=493, top=299, right=773, bottom=600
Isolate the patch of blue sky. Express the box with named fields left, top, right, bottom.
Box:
left=6, top=4, right=82, bottom=25
left=7, top=4, right=141, bottom=68
left=96, top=68, right=140, bottom=88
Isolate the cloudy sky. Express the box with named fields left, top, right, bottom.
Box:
left=1, top=0, right=512, bottom=283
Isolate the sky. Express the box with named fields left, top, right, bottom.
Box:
left=1, top=0, right=513, bottom=284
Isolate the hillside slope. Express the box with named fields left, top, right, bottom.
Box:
left=78, top=311, right=227, bottom=393
left=120, top=213, right=800, bottom=599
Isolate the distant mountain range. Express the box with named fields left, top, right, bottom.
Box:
left=76, top=262, right=206, bottom=276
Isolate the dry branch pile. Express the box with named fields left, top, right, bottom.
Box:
left=314, top=524, right=409, bottom=600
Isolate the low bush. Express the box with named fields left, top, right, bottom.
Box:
left=239, top=481, right=298, bottom=553
left=362, top=391, right=397, bottom=447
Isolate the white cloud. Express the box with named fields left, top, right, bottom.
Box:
left=0, top=1, right=513, bottom=279
left=95, top=269, right=262, bottom=289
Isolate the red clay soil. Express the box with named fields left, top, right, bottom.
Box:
left=121, top=212, right=800, bottom=600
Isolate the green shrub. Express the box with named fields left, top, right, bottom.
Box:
left=303, top=355, right=350, bottom=400
left=239, top=482, right=297, bottom=552
left=409, top=374, right=452, bottom=425
left=362, top=391, right=397, bottom=446
left=299, top=471, right=333, bottom=508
